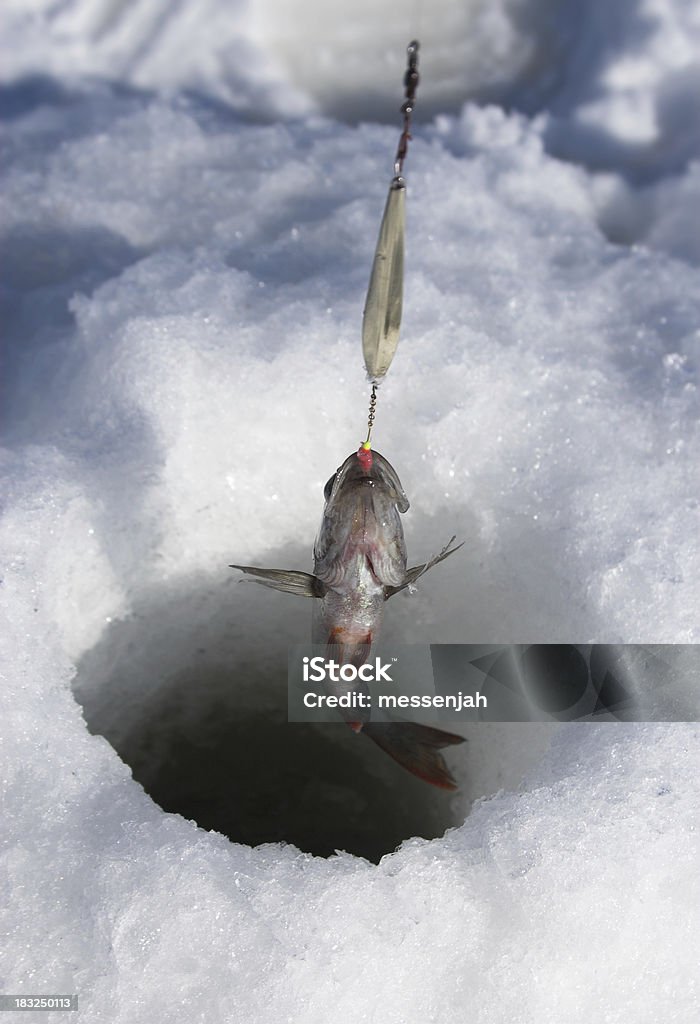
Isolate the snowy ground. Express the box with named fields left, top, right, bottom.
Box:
left=1, top=1, right=699, bottom=1021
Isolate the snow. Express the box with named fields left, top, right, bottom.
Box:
left=1, top=1, right=699, bottom=1021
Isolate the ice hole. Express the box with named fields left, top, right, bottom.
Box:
left=72, top=578, right=556, bottom=861
left=71, top=581, right=468, bottom=862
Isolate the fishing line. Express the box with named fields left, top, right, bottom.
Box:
left=394, top=38, right=419, bottom=180
left=359, top=39, right=420, bottom=465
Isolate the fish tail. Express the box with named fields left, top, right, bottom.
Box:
left=362, top=721, right=464, bottom=791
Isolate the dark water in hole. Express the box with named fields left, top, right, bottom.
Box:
left=75, top=653, right=458, bottom=862
left=71, top=573, right=461, bottom=861
left=121, top=670, right=456, bottom=861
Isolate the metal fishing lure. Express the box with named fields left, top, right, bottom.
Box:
left=361, top=40, right=420, bottom=454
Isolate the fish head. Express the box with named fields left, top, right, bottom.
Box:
left=322, top=449, right=409, bottom=514
left=314, top=448, right=409, bottom=591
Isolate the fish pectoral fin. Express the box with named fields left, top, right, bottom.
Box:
left=384, top=536, right=464, bottom=599
left=229, top=565, right=325, bottom=598
left=362, top=721, right=465, bottom=790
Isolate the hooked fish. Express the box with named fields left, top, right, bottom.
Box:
left=231, top=447, right=464, bottom=789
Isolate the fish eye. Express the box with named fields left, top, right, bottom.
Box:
left=323, top=474, right=336, bottom=501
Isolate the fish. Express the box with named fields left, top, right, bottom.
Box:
left=231, top=446, right=465, bottom=790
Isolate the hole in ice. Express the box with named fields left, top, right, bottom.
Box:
left=72, top=577, right=462, bottom=862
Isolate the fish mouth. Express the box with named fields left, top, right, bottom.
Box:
left=325, top=449, right=409, bottom=513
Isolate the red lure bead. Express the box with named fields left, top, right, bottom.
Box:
left=357, top=445, right=373, bottom=470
